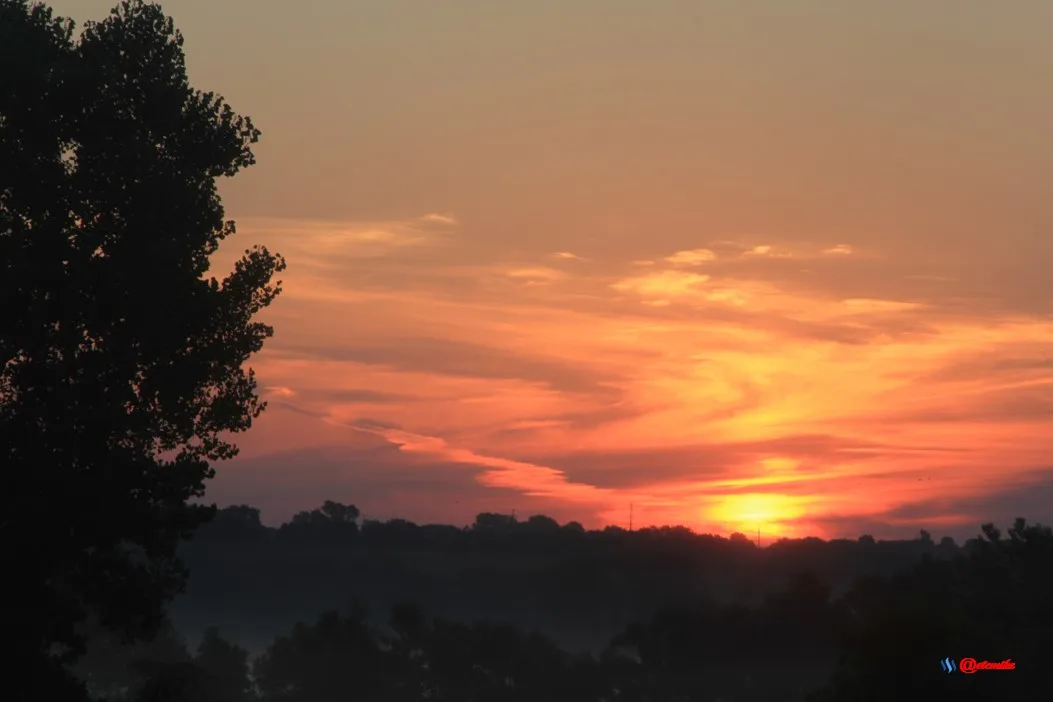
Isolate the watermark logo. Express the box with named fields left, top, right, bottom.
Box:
left=940, top=657, right=1016, bottom=674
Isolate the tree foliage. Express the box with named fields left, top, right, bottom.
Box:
left=811, top=518, right=1053, bottom=701
left=1, top=1, right=283, bottom=697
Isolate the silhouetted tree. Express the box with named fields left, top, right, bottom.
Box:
left=213, top=506, right=264, bottom=530
left=279, top=501, right=360, bottom=544
left=473, top=512, right=517, bottom=530
left=318, top=500, right=360, bottom=525
left=523, top=514, right=560, bottom=531
left=811, top=518, right=1053, bottom=701
left=1, top=1, right=283, bottom=698
left=131, top=661, right=208, bottom=702
left=730, top=531, right=753, bottom=545
left=193, top=628, right=253, bottom=702
left=72, top=616, right=190, bottom=700
left=253, top=604, right=394, bottom=702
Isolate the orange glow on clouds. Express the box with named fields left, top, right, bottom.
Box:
left=205, top=214, right=1053, bottom=541
left=43, top=0, right=1053, bottom=542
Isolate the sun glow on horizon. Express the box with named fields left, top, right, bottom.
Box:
left=707, top=492, right=809, bottom=538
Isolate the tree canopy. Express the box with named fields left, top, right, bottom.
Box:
left=1, top=1, right=283, bottom=697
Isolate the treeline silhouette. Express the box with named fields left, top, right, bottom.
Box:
left=170, top=503, right=956, bottom=656
left=69, top=504, right=1053, bottom=701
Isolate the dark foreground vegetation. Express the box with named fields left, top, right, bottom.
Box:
left=72, top=505, right=1053, bottom=701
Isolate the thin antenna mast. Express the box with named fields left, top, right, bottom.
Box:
left=629, top=503, right=634, bottom=532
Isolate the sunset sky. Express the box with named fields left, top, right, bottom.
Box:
left=60, top=1, right=1053, bottom=541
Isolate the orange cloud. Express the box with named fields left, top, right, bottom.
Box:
left=506, top=267, right=567, bottom=283
left=611, top=270, right=710, bottom=298
left=417, top=213, right=458, bottom=226
left=213, top=218, right=1053, bottom=540
left=224, top=215, right=457, bottom=271
left=666, top=248, right=717, bottom=265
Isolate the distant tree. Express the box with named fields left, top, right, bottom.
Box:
left=763, top=571, right=835, bottom=649
left=202, top=506, right=268, bottom=542
left=524, top=514, right=561, bottom=531
left=360, top=517, right=420, bottom=548
left=423, top=616, right=603, bottom=701
left=472, top=512, right=517, bottom=530
left=72, top=616, right=190, bottom=700
left=730, top=531, right=753, bottom=545
left=215, top=506, right=264, bottom=529
left=131, top=661, right=208, bottom=702
left=281, top=501, right=360, bottom=544
left=289, top=501, right=360, bottom=527
left=75, top=624, right=248, bottom=702
left=659, top=525, right=695, bottom=538
left=253, top=605, right=394, bottom=702
left=1, top=0, right=283, bottom=697
left=858, top=534, right=875, bottom=546
left=811, top=518, right=1053, bottom=701
left=389, top=602, right=430, bottom=650
left=319, top=500, right=360, bottom=524
left=936, top=535, right=958, bottom=559
left=193, top=628, right=252, bottom=702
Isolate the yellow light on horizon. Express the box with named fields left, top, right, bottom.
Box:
left=707, top=492, right=806, bottom=537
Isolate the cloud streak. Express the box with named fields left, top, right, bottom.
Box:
left=215, top=216, right=1053, bottom=540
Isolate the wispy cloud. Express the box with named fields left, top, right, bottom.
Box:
left=612, top=270, right=710, bottom=298
left=351, top=424, right=619, bottom=505
left=506, top=267, right=567, bottom=284
left=742, top=243, right=858, bottom=260
left=230, top=214, right=457, bottom=267
left=666, top=248, right=717, bottom=265
left=417, top=213, right=459, bottom=227
left=224, top=218, right=1053, bottom=539
left=840, top=298, right=924, bottom=313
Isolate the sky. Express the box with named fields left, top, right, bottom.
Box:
left=57, top=0, right=1053, bottom=541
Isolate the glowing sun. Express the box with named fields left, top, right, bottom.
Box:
left=708, top=492, right=806, bottom=538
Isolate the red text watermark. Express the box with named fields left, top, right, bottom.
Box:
left=959, top=658, right=1015, bottom=674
